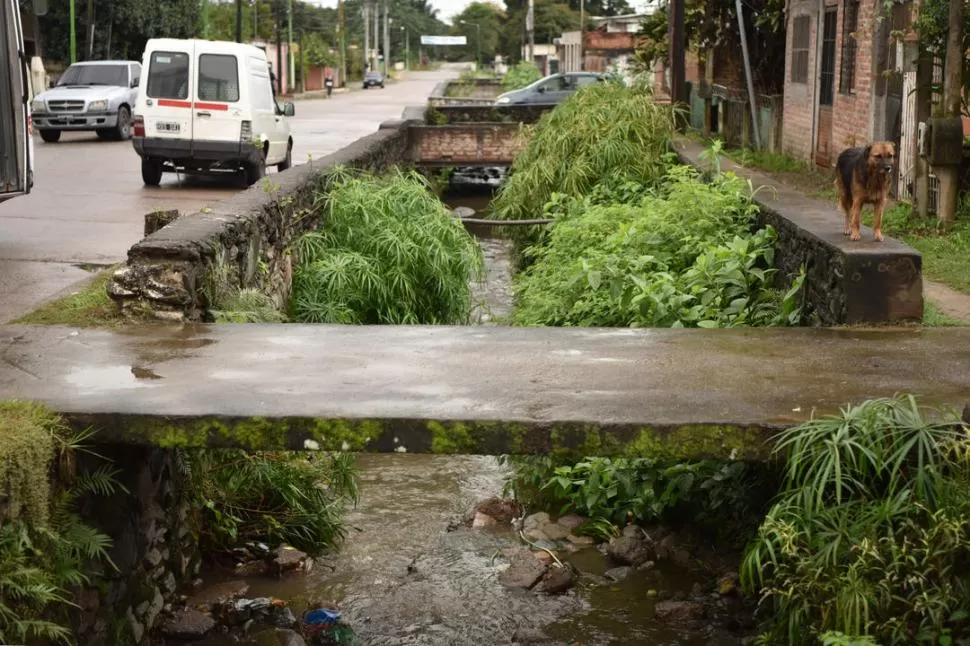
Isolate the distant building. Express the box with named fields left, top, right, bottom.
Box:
left=555, top=13, right=652, bottom=80
left=521, top=43, right=559, bottom=76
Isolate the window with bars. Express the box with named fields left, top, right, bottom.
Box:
left=819, top=10, right=837, bottom=105
left=790, top=15, right=811, bottom=84
left=840, top=0, right=859, bottom=94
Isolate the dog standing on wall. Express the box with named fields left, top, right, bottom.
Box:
left=834, top=141, right=896, bottom=242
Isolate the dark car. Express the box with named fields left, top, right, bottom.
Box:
left=495, top=72, right=611, bottom=105
left=363, top=71, right=385, bottom=89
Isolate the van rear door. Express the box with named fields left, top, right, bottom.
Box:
left=192, top=49, right=243, bottom=149
left=142, top=44, right=194, bottom=143
left=0, top=0, right=29, bottom=203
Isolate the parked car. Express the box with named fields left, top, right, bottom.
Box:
left=494, top=72, right=611, bottom=105
left=132, top=38, right=295, bottom=187
left=31, top=60, right=141, bottom=143
left=363, top=71, right=385, bottom=89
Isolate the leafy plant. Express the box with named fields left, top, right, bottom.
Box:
left=742, top=395, right=970, bottom=644
left=211, top=289, right=286, bottom=323
left=290, top=168, right=484, bottom=324
left=0, top=402, right=122, bottom=645
left=512, top=165, right=804, bottom=328
left=491, top=80, right=676, bottom=234
left=502, top=60, right=542, bottom=91
left=184, top=450, right=359, bottom=556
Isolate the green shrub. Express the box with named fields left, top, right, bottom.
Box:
left=290, top=168, right=484, bottom=324
left=743, top=395, right=970, bottom=644
left=502, top=60, right=542, bottom=91
left=512, top=165, right=804, bottom=328
left=492, top=80, right=676, bottom=227
left=182, top=450, right=359, bottom=556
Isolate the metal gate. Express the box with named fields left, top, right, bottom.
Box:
left=896, top=70, right=916, bottom=201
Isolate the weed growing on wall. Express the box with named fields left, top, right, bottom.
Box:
left=491, top=80, right=676, bottom=233
left=743, top=396, right=970, bottom=645
left=502, top=61, right=542, bottom=91
left=512, top=165, right=805, bottom=328
left=0, top=402, right=122, bottom=645
left=290, top=168, right=484, bottom=324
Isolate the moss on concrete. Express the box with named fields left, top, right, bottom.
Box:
left=12, top=269, right=127, bottom=328
left=621, top=424, right=772, bottom=461
left=307, top=419, right=382, bottom=451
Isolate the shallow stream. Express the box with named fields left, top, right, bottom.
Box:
left=181, top=176, right=752, bottom=646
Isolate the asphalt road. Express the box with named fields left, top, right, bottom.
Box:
left=0, top=70, right=453, bottom=323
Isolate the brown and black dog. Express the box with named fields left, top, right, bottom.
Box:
left=834, top=141, right=896, bottom=242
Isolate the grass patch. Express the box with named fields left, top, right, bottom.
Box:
left=12, top=269, right=123, bottom=327
left=724, top=146, right=837, bottom=201
left=923, top=300, right=966, bottom=327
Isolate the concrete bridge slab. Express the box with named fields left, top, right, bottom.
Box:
left=1, top=324, right=969, bottom=460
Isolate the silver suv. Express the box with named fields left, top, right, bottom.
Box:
left=31, top=60, right=141, bottom=143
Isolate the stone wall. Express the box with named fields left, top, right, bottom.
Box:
left=410, top=124, right=528, bottom=167
left=109, top=114, right=422, bottom=322
left=72, top=447, right=199, bottom=645
left=428, top=103, right=556, bottom=125
left=428, top=79, right=504, bottom=106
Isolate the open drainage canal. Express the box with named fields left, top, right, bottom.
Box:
left=173, top=168, right=755, bottom=646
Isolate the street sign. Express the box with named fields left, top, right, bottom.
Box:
left=420, top=35, right=467, bottom=46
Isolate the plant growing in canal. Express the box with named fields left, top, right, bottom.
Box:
left=512, top=165, right=805, bottom=328
left=182, top=449, right=359, bottom=556
left=742, top=395, right=970, bottom=644
left=491, top=80, right=676, bottom=239
left=290, top=168, right=485, bottom=324
left=502, top=60, right=542, bottom=91
left=0, top=402, right=122, bottom=645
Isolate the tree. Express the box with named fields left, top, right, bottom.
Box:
left=448, top=2, right=505, bottom=63
left=501, top=0, right=579, bottom=62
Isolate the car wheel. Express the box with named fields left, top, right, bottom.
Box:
left=141, top=158, right=163, bottom=186
left=114, top=106, right=132, bottom=141
left=277, top=142, right=292, bottom=172
left=95, top=129, right=113, bottom=140
left=245, top=152, right=266, bottom=186
left=39, top=129, right=60, bottom=143
left=380, top=83, right=385, bottom=88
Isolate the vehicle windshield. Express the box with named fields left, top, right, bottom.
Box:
left=365, top=71, right=381, bottom=79
left=57, top=64, right=128, bottom=87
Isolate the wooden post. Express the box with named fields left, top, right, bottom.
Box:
left=936, top=0, right=964, bottom=224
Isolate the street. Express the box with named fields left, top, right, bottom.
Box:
left=0, top=70, right=452, bottom=323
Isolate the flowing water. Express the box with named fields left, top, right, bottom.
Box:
left=184, top=176, right=752, bottom=646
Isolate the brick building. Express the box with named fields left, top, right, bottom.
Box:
left=782, top=0, right=916, bottom=167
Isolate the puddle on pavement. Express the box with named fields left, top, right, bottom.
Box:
left=64, top=365, right=159, bottom=392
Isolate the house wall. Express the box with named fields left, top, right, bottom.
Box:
left=830, top=0, right=877, bottom=151
left=782, top=0, right=820, bottom=162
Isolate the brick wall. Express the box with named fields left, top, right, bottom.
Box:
left=409, top=124, right=527, bottom=166
left=830, top=0, right=877, bottom=153
left=783, top=0, right=820, bottom=162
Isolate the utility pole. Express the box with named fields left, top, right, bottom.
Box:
left=299, top=30, right=305, bottom=92
left=401, top=26, right=409, bottom=71
left=254, top=0, right=259, bottom=42
left=735, top=0, right=761, bottom=149
left=338, top=0, right=346, bottom=84
left=373, top=0, right=380, bottom=72
left=935, top=0, right=965, bottom=224
left=526, top=0, right=535, bottom=64
left=275, top=2, right=283, bottom=95
left=287, top=0, right=294, bottom=95
left=579, top=0, right=585, bottom=71
left=202, top=0, right=209, bottom=38
left=85, top=0, right=94, bottom=59
left=235, top=0, right=243, bottom=42
left=383, top=1, right=390, bottom=75
left=363, top=1, right=370, bottom=71
left=69, top=0, right=76, bottom=63
left=668, top=0, right=687, bottom=116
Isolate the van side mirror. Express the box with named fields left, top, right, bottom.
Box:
left=283, top=102, right=295, bottom=117
left=48, top=79, right=55, bottom=89
left=131, top=78, right=139, bottom=88
left=32, top=0, right=49, bottom=15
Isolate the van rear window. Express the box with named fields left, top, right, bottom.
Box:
left=198, top=54, right=239, bottom=103
left=147, top=51, right=189, bottom=100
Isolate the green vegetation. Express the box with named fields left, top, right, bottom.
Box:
left=722, top=145, right=837, bottom=200
left=493, top=80, right=676, bottom=229
left=181, top=450, right=359, bottom=556
left=512, top=166, right=804, bottom=328
left=502, top=60, right=542, bottom=91
left=924, top=300, right=966, bottom=327
left=12, top=270, right=124, bottom=327
left=0, top=402, right=121, bottom=645
left=743, top=396, right=970, bottom=644
left=290, top=168, right=484, bottom=324
left=502, top=455, right=775, bottom=544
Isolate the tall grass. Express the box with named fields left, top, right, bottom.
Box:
left=742, top=395, right=970, bottom=644
left=491, top=79, right=676, bottom=225
left=290, top=168, right=484, bottom=324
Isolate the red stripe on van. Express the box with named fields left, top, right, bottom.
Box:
left=157, top=99, right=193, bottom=109
left=193, top=102, right=230, bottom=111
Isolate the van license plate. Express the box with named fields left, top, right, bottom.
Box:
left=156, top=121, right=180, bottom=133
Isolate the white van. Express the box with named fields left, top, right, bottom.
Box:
left=132, top=38, right=295, bottom=187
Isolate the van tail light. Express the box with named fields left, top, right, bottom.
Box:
left=240, top=120, right=252, bottom=144
left=27, top=115, right=33, bottom=136
left=132, top=114, right=145, bottom=138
